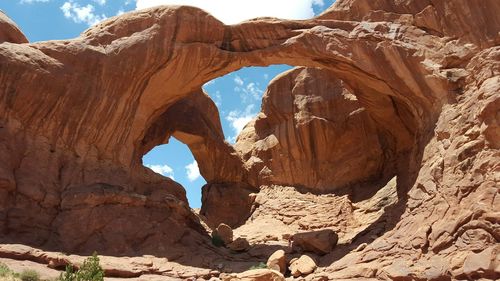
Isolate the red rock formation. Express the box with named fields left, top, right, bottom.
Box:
left=235, top=67, right=385, bottom=191
left=0, top=11, right=27, bottom=44
left=0, top=0, right=498, bottom=279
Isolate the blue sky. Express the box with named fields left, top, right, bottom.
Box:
left=2, top=0, right=334, bottom=208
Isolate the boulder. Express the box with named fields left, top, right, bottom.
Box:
left=227, top=237, right=250, bottom=252
left=221, top=269, right=285, bottom=281
left=214, top=223, right=233, bottom=245
left=266, top=250, right=286, bottom=274
left=289, top=255, right=317, bottom=277
left=460, top=246, right=499, bottom=279
left=292, top=229, right=338, bottom=255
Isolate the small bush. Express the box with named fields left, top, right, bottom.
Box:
left=58, top=252, right=104, bottom=281
left=58, top=265, right=76, bottom=281
left=249, top=262, right=267, bottom=270
left=20, top=269, right=40, bottom=281
left=211, top=233, right=225, bottom=247
left=0, top=263, right=12, bottom=277
left=76, top=253, right=104, bottom=281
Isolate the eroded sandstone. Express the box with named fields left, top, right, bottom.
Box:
left=0, top=0, right=499, bottom=280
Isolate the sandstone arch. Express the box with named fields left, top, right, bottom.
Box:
left=0, top=0, right=498, bottom=279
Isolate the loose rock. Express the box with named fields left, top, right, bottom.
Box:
left=292, top=229, right=338, bottom=255
left=228, top=237, right=250, bottom=252
left=221, top=269, right=285, bottom=281
left=266, top=250, right=286, bottom=274
left=215, top=223, right=234, bottom=245
left=289, top=255, right=317, bottom=277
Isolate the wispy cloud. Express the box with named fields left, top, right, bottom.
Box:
left=145, top=164, right=175, bottom=180
left=60, top=1, right=107, bottom=26
left=233, top=75, right=264, bottom=102
left=20, top=0, right=50, bottom=4
left=135, top=0, right=325, bottom=24
left=234, top=75, right=244, bottom=86
left=313, top=0, right=324, bottom=6
left=243, top=82, right=263, bottom=100
left=213, top=90, right=222, bottom=106
left=185, top=160, right=201, bottom=182
left=225, top=104, right=257, bottom=142
left=93, top=0, right=106, bottom=6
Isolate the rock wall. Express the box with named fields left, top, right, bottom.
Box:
left=0, top=0, right=498, bottom=278
left=235, top=67, right=386, bottom=192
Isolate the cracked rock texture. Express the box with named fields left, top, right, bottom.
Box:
left=0, top=0, right=499, bottom=280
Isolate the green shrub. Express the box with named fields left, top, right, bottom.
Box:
left=20, top=269, right=40, bottom=281
left=58, top=252, right=104, bottom=281
left=0, top=262, right=12, bottom=277
left=211, top=233, right=225, bottom=247
left=249, top=262, right=267, bottom=270
left=58, top=265, right=76, bottom=281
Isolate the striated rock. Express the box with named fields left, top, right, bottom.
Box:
left=221, top=269, right=285, bottom=281
left=227, top=237, right=250, bottom=252
left=215, top=223, right=233, bottom=246
left=235, top=67, right=385, bottom=192
left=292, top=229, right=338, bottom=255
left=289, top=255, right=317, bottom=277
left=266, top=250, right=286, bottom=274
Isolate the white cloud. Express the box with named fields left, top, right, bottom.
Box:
left=60, top=1, right=107, bottom=26
left=185, top=160, right=201, bottom=182
left=313, top=0, right=324, bottom=6
left=146, top=164, right=175, bottom=180
left=116, top=9, right=125, bottom=16
left=243, top=82, right=263, bottom=100
left=233, top=76, right=264, bottom=102
left=20, top=0, right=50, bottom=4
left=234, top=75, right=244, bottom=86
left=135, top=0, right=325, bottom=24
left=214, top=90, right=222, bottom=106
left=93, top=0, right=106, bottom=6
left=226, top=104, right=257, bottom=142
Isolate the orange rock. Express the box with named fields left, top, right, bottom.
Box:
left=228, top=237, right=250, bottom=252
left=0, top=0, right=498, bottom=280
left=292, top=229, right=338, bottom=255
left=266, top=250, right=286, bottom=274
left=222, top=269, right=285, bottom=281
left=289, top=255, right=317, bottom=277
left=215, top=223, right=234, bottom=246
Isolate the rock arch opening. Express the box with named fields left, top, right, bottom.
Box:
left=198, top=65, right=419, bottom=230
left=143, top=137, right=206, bottom=208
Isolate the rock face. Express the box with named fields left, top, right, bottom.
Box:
left=235, top=67, right=385, bottom=191
left=0, top=0, right=499, bottom=280
left=201, top=182, right=256, bottom=228
left=0, top=11, right=28, bottom=44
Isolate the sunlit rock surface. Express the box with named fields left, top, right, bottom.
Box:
left=0, top=0, right=498, bottom=280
